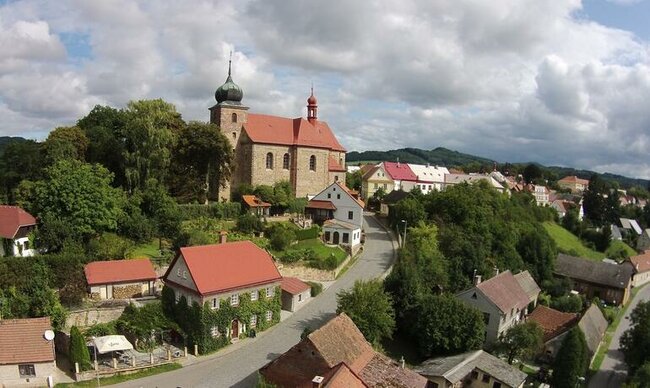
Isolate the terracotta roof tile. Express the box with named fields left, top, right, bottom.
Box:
left=359, top=353, right=429, bottom=388
left=328, top=156, right=346, bottom=172
left=281, top=277, right=310, bottom=295
left=528, top=305, right=579, bottom=342
left=476, top=271, right=531, bottom=313
left=85, top=259, right=157, bottom=285
left=306, top=200, right=337, bottom=210
left=166, top=241, right=282, bottom=296
left=242, top=195, right=271, bottom=208
left=383, top=162, right=417, bottom=181
left=630, top=251, right=650, bottom=273
left=245, top=114, right=346, bottom=152
left=0, top=317, right=54, bottom=364
left=558, top=176, right=589, bottom=185
left=322, top=362, right=368, bottom=388
left=0, top=205, right=36, bottom=239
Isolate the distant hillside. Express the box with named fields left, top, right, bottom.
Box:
left=0, top=136, right=27, bottom=156
left=347, top=147, right=649, bottom=189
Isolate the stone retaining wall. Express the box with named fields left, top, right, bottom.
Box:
left=66, top=307, right=125, bottom=330
left=278, top=254, right=352, bottom=281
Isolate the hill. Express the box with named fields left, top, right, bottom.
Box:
left=542, top=222, right=605, bottom=261
left=0, top=136, right=27, bottom=156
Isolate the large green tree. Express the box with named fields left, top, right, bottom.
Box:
left=336, top=279, right=395, bottom=346
left=43, top=126, right=89, bottom=165
left=0, top=139, right=43, bottom=202
left=621, top=301, right=650, bottom=376
left=551, top=327, right=589, bottom=387
left=495, top=321, right=544, bottom=364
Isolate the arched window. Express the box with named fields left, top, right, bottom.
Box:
left=231, top=113, right=237, bottom=123
left=232, top=132, right=236, bottom=140
left=266, top=153, right=274, bottom=169
left=283, top=153, right=290, bottom=170
left=309, top=155, right=316, bottom=171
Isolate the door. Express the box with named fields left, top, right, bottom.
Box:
left=231, top=320, right=239, bottom=338
left=333, top=232, right=340, bottom=244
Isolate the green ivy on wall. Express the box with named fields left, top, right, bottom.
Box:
left=161, top=285, right=281, bottom=354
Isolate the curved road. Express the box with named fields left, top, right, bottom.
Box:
left=114, top=214, right=396, bottom=388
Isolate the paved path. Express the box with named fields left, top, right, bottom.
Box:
left=114, top=214, right=396, bottom=388
left=589, top=285, right=650, bottom=388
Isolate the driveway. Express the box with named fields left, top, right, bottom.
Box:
left=589, top=285, right=650, bottom=388
left=113, top=214, right=396, bottom=388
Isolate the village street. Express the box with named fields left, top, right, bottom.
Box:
left=113, top=213, right=396, bottom=388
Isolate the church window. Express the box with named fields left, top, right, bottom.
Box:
left=266, top=153, right=274, bottom=169
left=309, top=155, right=316, bottom=171
left=232, top=113, right=237, bottom=123
left=232, top=132, right=236, bottom=140
left=283, top=153, right=290, bottom=169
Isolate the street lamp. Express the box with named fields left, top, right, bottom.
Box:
left=401, top=219, right=407, bottom=247
left=92, top=336, right=100, bottom=387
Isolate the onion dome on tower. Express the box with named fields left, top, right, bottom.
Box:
left=307, top=86, right=317, bottom=123
left=215, top=55, right=243, bottom=105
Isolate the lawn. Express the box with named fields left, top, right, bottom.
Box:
left=542, top=222, right=605, bottom=260
left=606, top=240, right=637, bottom=258
left=55, top=362, right=182, bottom=387
left=292, top=239, right=347, bottom=261
left=128, top=239, right=160, bottom=259
left=274, top=238, right=348, bottom=270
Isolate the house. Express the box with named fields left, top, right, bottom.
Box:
left=210, top=64, right=346, bottom=200
left=260, top=313, right=428, bottom=388
left=456, top=270, right=540, bottom=344
left=557, top=176, right=589, bottom=193
left=403, top=163, right=449, bottom=194
left=638, top=229, right=650, bottom=251
left=527, top=305, right=579, bottom=359
left=531, top=185, right=550, bottom=206
left=620, top=218, right=643, bottom=236
left=0, top=317, right=56, bottom=386
left=0, top=205, right=37, bottom=257
left=163, top=240, right=282, bottom=342
left=322, top=219, right=362, bottom=251
left=554, top=253, right=633, bottom=306
left=84, top=258, right=158, bottom=300
left=628, top=251, right=650, bottom=287
left=611, top=224, right=623, bottom=241
left=415, top=350, right=527, bottom=388
left=383, top=161, right=418, bottom=192
left=444, top=173, right=506, bottom=193
left=280, top=277, right=311, bottom=312
left=242, top=195, right=271, bottom=217
left=379, top=190, right=411, bottom=216
left=577, top=304, right=609, bottom=361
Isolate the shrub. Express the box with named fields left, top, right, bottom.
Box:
left=69, top=326, right=92, bottom=371
left=177, top=203, right=241, bottom=220
left=86, top=233, right=134, bottom=260
left=279, top=251, right=302, bottom=264
left=551, top=294, right=584, bottom=313
left=236, top=213, right=264, bottom=234
left=295, top=226, right=321, bottom=241
left=307, top=281, right=323, bottom=297
left=84, top=322, right=117, bottom=337
left=268, top=225, right=296, bottom=251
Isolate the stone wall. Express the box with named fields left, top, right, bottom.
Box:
left=65, top=307, right=125, bottom=330
left=294, top=147, right=332, bottom=197
left=277, top=254, right=351, bottom=282
left=112, top=284, right=143, bottom=299
left=250, top=144, right=293, bottom=187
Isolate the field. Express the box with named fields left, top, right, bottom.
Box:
left=542, top=222, right=605, bottom=260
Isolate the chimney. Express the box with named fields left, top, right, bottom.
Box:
left=219, top=231, right=228, bottom=244
left=400, top=356, right=405, bottom=369
left=494, top=266, right=499, bottom=276
left=473, top=274, right=482, bottom=286
left=397, top=157, right=400, bottom=167
left=312, top=376, right=324, bottom=388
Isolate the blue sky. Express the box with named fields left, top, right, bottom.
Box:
left=1, top=0, right=649, bottom=179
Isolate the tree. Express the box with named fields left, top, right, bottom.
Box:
left=389, top=197, right=426, bottom=229
left=551, top=327, right=589, bottom=388
left=336, top=279, right=395, bottom=345
left=43, top=126, right=89, bottom=165
left=516, top=225, right=557, bottom=282
left=346, top=170, right=362, bottom=191
left=69, top=326, right=92, bottom=371
left=0, top=139, right=43, bottom=202
left=495, top=321, right=544, bottom=364
left=626, top=361, right=650, bottom=388
left=583, top=174, right=608, bottom=226
left=621, top=301, right=650, bottom=376
left=523, top=163, right=543, bottom=184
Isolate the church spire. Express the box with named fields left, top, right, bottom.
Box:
left=215, top=52, right=243, bottom=105
left=307, top=84, right=318, bottom=123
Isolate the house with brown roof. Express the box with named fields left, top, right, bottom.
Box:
left=0, top=317, right=56, bottom=386
left=527, top=305, right=579, bottom=359
left=456, top=270, right=540, bottom=344
left=162, top=240, right=282, bottom=350
left=557, top=176, right=589, bottom=193
left=0, top=205, right=37, bottom=257
left=360, top=164, right=394, bottom=201
left=554, top=253, right=633, bottom=306
left=628, top=251, right=650, bottom=287
left=241, top=195, right=271, bottom=217
left=84, top=258, right=158, bottom=300
left=280, top=277, right=311, bottom=312
left=210, top=64, right=346, bottom=200
left=260, top=313, right=428, bottom=388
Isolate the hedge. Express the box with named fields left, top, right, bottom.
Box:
left=307, top=281, right=323, bottom=297
left=178, top=203, right=241, bottom=220
left=295, top=226, right=321, bottom=241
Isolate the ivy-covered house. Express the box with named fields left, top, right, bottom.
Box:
left=162, top=240, right=282, bottom=354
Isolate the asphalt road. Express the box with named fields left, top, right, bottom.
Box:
left=588, top=285, right=650, bottom=388
left=114, top=214, right=396, bottom=388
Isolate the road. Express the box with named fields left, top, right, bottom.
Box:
left=114, top=214, right=396, bottom=388
left=589, top=285, right=650, bottom=388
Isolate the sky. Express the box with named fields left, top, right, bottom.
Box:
left=1, top=1, right=649, bottom=179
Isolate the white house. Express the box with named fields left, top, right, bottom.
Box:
left=444, top=173, right=506, bottom=193
left=404, top=163, right=449, bottom=194
left=0, top=205, right=37, bottom=257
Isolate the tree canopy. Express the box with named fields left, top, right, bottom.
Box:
left=621, top=301, right=650, bottom=376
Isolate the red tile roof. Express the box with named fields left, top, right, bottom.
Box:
left=328, top=156, right=346, bottom=172
left=281, top=277, right=310, bottom=295
left=528, top=305, right=579, bottom=342
left=383, top=162, right=417, bottom=181
left=477, top=271, right=531, bottom=313
left=630, top=251, right=650, bottom=273
left=0, top=205, right=36, bottom=239
left=84, top=259, right=157, bottom=286
left=558, top=176, right=589, bottom=185
left=337, top=182, right=365, bottom=208
left=167, top=241, right=282, bottom=296
left=306, top=200, right=337, bottom=210
left=0, top=317, right=54, bottom=364
left=322, top=362, right=368, bottom=387
left=244, top=114, right=346, bottom=152
left=242, top=195, right=271, bottom=208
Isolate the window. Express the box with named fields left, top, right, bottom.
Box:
left=186, top=296, right=192, bottom=306
left=327, top=193, right=331, bottom=199
left=251, top=290, right=259, bottom=301
left=348, top=211, right=353, bottom=220
left=231, top=293, right=239, bottom=306
left=211, top=298, right=219, bottom=310
left=492, top=383, right=502, bottom=388
left=182, top=270, right=187, bottom=279
left=176, top=269, right=181, bottom=277
left=232, top=132, right=236, bottom=140
left=266, top=286, right=275, bottom=298
left=231, top=113, right=237, bottom=123
left=23, top=241, right=30, bottom=250
left=175, top=292, right=181, bottom=302
left=471, top=371, right=479, bottom=379
left=250, top=315, right=257, bottom=328
left=283, top=153, right=290, bottom=169
left=373, top=183, right=378, bottom=189
left=342, top=233, right=349, bottom=243
left=482, top=373, right=490, bottom=383
left=18, top=364, right=35, bottom=377
left=298, top=294, right=303, bottom=302
left=266, top=153, right=274, bottom=169
left=325, top=231, right=331, bottom=241
left=337, top=194, right=341, bottom=199
left=266, top=310, right=273, bottom=321
left=211, top=326, right=220, bottom=337
left=383, top=183, right=387, bottom=189
left=471, top=292, right=477, bottom=299
left=309, top=155, right=316, bottom=171
left=334, top=175, right=339, bottom=182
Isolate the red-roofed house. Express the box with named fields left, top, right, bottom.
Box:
left=629, top=251, right=650, bottom=287
left=557, top=176, right=590, bottom=193
left=209, top=66, right=346, bottom=200
left=163, top=240, right=282, bottom=349
left=456, top=270, right=540, bottom=343
left=84, top=259, right=157, bottom=300
left=382, top=162, right=418, bottom=191
left=527, top=305, right=579, bottom=359
left=241, top=195, right=271, bottom=217
left=0, top=317, right=56, bottom=386
left=280, top=277, right=311, bottom=312
left=0, top=205, right=37, bottom=257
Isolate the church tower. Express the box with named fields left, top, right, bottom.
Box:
left=209, top=56, right=249, bottom=200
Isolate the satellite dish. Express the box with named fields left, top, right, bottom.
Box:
left=44, top=330, right=55, bottom=341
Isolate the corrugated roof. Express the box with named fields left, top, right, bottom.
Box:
left=0, top=317, right=54, bottom=364
left=476, top=270, right=530, bottom=313
left=166, top=241, right=282, bottom=296
left=244, top=114, right=346, bottom=152
left=281, top=277, right=310, bottom=295
left=528, top=305, right=579, bottom=342
left=85, top=258, right=157, bottom=285
left=554, top=253, right=633, bottom=290
left=0, top=205, right=36, bottom=239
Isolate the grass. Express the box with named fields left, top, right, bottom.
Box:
left=128, top=239, right=160, bottom=259
left=55, top=362, right=182, bottom=387
left=606, top=240, right=637, bottom=258
left=542, top=222, right=605, bottom=260
left=292, top=239, right=348, bottom=262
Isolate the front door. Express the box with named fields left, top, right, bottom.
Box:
left=333, top=232, right=340, bottom=244
left=231, top=320, right=239, bottom=338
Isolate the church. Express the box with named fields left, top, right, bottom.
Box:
left=209, top=62, right=347, bottom=200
